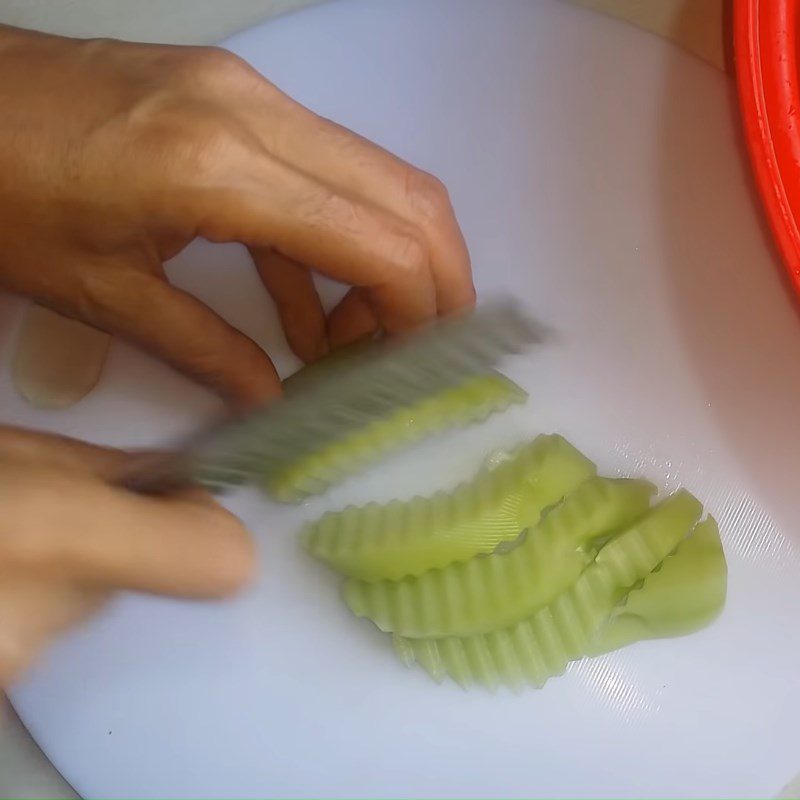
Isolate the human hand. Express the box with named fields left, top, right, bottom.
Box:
left=0, top=426, right=254, bottom=686
left=0, top=25, right=475, bottom=407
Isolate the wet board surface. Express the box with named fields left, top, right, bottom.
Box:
left=3, top=0, right=800, bottom=797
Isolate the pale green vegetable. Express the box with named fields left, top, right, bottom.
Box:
left=345, top=476, right=656, bottom=638
left=393, top=490, right=704, bottom=690
left=268, top=372, right=527, bottom=503
left=304, top=434, right=596, bottom=581
left=590, top=516, right=726, bottom=653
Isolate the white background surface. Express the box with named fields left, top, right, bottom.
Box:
left=4, top=0, right=800, bottom=797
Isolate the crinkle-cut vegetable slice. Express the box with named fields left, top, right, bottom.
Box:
left=304, top=434, right=596, bottom=581
left=589, top=516, right=726, bottom=654
left=266, top=372, right=527, bottom=503
left=394, top=490, right=704, bottom=690
left=345, top=476, right=656, bottom=637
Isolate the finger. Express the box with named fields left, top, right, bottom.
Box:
left=69, top=263, right=281, bottom=408
left=195, top=156, right=437, bottom=333
left=250, top=247, right=328, bottom=363
left=327, top=287, right=379, bottom=350
left=0, top=427, right=175, bottom=499
left=0, top=425, right=126, bottom=477
left=258, top=102, right=476, bottom=313
left=1, top=467, right=256, bottom=598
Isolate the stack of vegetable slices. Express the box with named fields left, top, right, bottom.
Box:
left=303, top=432, right=727, bottom=691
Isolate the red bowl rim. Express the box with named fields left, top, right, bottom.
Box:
left=735, top=0, right=800, bottom=297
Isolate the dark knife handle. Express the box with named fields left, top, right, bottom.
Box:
left=116, top=452, right=198, bottom=495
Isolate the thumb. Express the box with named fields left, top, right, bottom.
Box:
left=0, top=425, right=127, bottom=476
left=62, top=263, right=281, bottom=407
left=1, top=465, right=256, bottom=599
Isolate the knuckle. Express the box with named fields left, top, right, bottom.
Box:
left=178, top=336, right=271, bottom=401
left=388, top=228, right=429, bottom=276
left=189, top=46, right=249, bottom=82
left=71, top=270, right=159, bottom=331
left=313, top=192, right=432, bottom=283
left=180, top=347, right=228, bottom=385
left=74, top=269, right=122, bottom=320
left=315, top=190, right=362, bottom=231
left=405, top=169, right=453, bottom=226
left=78, top=36, right=116, bottom=58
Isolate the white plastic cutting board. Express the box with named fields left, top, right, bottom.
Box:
left=3, top=0, right=800, bottom=797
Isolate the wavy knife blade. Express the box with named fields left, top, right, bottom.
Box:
left=120, top=299, right=546, bottom=495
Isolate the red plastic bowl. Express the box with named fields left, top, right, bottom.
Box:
left=735, top=0, right=800, bottom=297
